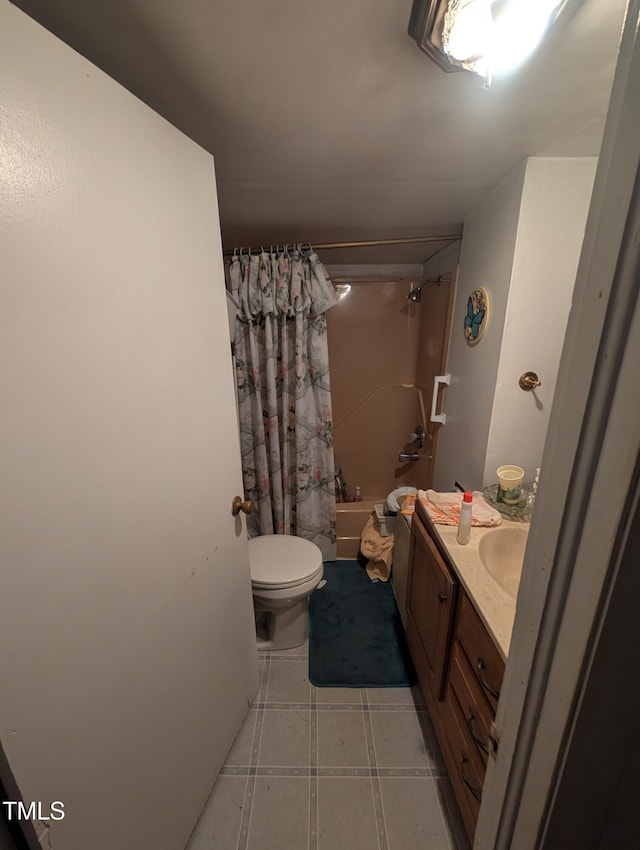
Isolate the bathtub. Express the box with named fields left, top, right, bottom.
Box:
left=335, top=498, right=379, bottom=559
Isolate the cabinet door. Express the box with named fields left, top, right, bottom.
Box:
left=406, top=514, right=457, bottom=700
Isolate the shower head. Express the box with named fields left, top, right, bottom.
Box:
left=407, top=276, right=445, bottom=303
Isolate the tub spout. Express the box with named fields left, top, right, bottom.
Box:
left=399, top=452, right=419, bottom=462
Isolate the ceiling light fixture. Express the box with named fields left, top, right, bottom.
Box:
left=408, top=0, right=569, bottom=86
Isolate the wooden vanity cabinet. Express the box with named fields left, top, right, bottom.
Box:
left=407, top=504, right=505, bottom=844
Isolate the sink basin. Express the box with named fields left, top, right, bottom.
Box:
left=478, top=527, right=529, bottom=599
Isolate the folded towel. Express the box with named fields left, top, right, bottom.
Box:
left=418, top=489, right=501, bottom=527
left=360, top=512, right=394, bottom=582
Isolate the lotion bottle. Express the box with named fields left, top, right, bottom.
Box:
left=456, top=491, right=473, bottom=545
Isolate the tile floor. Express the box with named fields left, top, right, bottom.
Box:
left=187, top=642, right=470, bottom=850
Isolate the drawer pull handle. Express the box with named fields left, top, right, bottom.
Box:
left=438, top=592, right=448, bottom=603
left=467, top=713, right=490, bottom=755
left=459, top=757, right=481, bottom=801
left=477, top=658, right=500, bottom=700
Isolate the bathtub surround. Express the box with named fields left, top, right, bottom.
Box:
left=327, top=275, right=455, bottom=500
left=228, top=250, right=338, bottom=560
left=336, top=498, right=380, bottom=558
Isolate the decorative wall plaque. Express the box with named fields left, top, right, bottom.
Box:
left=464, top=287, right=490, bottom=345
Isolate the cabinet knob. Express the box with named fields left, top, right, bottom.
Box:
left=438, top=592, right=448, bottom=603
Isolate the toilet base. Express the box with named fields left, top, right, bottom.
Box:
left=254, top=599, right=309, bottom=651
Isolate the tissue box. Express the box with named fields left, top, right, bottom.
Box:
left=375, top=504, right=396, bottom=536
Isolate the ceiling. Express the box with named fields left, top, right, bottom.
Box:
left=12, top=0, right=628, bottom=264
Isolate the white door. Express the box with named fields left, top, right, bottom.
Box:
left=0, top=4, right=258, bottom=850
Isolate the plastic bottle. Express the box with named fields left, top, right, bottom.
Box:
left=456, top=491, right=473, bottom=545
left=527, top=467, right=541, bottom=508
left=353, top=486, right=362, bottom=502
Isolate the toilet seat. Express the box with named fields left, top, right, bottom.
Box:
left=248, top=534, right=323, bottom=589
left=251, top=562, right=324, bottom=591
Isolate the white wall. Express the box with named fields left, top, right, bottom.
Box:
left=434, top=162, right=526, bottom=490
left=485, top=158, right=597, bottom=483
left=434, top=157, right=597, bottom=491
left=421, top=239, right=461, bottom=279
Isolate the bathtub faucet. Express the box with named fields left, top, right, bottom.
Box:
left=399, top=452, right=419, bottom=462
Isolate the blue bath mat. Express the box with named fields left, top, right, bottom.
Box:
left=309, top=559, right=417, bottom=687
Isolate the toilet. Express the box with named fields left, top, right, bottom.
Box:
left=248, top=534, right=324, bottom=651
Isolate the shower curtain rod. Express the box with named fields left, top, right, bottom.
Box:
left=223, top=234, right=462, bottom=256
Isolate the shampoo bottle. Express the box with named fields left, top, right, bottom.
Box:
left=456, top=491, right=473, bottom=545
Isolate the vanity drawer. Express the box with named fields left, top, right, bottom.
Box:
left=457, top=592, right=505, bottom=713
left=439, top=681, right=484, bottom=839
left=449, top=641, right=493, bottom=767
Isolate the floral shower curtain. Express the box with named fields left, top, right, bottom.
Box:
left=228, top=249, right=338, bottom=560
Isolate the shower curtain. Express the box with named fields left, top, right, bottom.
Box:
left=228, top=249, right=338, bottom=560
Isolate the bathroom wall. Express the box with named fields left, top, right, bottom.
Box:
left=433, top=157, right=597, bottom=491
left=484, top=158, right=598, bottom=482
left=432, top=161, right=527, bottom=490
left=327, top=278, right=423, bottom=499
left=326, top=273, right=452, bottom=499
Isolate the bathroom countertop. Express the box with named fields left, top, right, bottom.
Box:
left=417, top=506, right=526, bottom=660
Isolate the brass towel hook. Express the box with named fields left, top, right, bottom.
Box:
left=519, top=372, right=542, bottom=391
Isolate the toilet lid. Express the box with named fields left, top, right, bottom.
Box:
left=248, top=534, right=323, bottom=587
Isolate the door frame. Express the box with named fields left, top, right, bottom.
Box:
left=476, top=1, right=640, bottom=846
left=0, top=750, right=31, bottom=850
